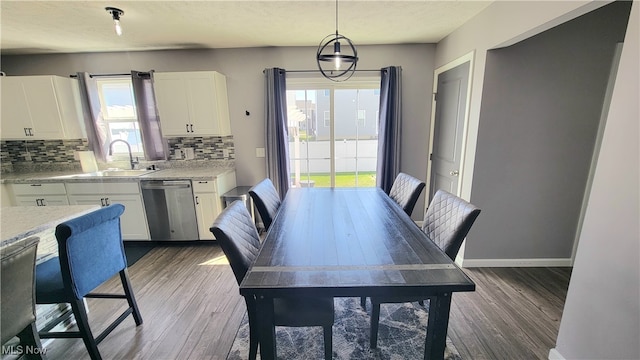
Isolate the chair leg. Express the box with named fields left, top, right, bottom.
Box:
left=360, top=296, right=367, bottom=309
left=17, top=322, right=47, bottom=360
left=70, top=298, right=102, bottom=360
left=119, top=269, right=143, bottom=326
left=369, top=302, right=381, bottom=349
left=323, top=325, right=333, bottom=360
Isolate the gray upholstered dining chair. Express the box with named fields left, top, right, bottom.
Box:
left=367, top=189, right=481, bottom=349
left=388, top=172, right=426, bottom=216
left=210, top=201, right=334, bottom=360
left=248, top=178, right=282, bottom=232
left=1, top=237, right=47, bottom=360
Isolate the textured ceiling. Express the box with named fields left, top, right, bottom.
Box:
left=0, top=1, right=493, bottom=56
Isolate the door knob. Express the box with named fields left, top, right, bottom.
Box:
left=450, top=170, right=459, bottom=176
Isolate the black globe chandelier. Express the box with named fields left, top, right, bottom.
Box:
left=316, top=0, right=358, bottom=82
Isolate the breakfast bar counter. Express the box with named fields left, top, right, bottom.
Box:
left=1, top=205, right=101, bottom=257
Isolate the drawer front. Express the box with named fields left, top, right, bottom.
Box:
left=66, top=182, right=140, bottom=195
left=11, top=182, right=67, bottom=196
left=192, top=180, right=217, bottom=193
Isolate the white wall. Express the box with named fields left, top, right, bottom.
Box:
left=551, top=2, right=640, bottom=359
left=1, top=44, right=435, bottom=220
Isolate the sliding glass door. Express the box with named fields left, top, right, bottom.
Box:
left=286, top=79, right=380, bottom=188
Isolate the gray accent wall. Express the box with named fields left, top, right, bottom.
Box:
left=467, top=1, right=631, bottom=260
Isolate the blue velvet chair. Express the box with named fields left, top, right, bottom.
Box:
left=1, top=236, right=47, bottom=359
left=35, top=204, right=143, bottom=360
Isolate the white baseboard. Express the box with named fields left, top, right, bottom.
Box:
left=461, top=258, right=573, bottom=267
left=548, top=348, right=566, bottom=360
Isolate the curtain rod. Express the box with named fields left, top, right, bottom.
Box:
left=69, top=72, right=151, bottom=78
left=285, top=69, right=380, bottom=73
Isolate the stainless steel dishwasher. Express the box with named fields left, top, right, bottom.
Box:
left=141, top=180, right=199, bottom=241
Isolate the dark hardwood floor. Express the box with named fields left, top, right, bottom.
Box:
left=39, top=244, right=571, bottom=360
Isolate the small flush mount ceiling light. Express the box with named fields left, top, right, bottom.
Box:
left=105, top=7, right=124, bottom=36
left=316, top=0, right=358, bottom=82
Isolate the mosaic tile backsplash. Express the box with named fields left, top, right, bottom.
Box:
left=1, top=139, right=89, bottom=165
left=167, top=136, right=235, bottom=161
left=1, top=136, right=234, bottom=170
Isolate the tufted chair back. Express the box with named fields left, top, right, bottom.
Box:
left=210, top=200, right=261, bottom=285
left=422, top=189, right=481, bottom=260
left=388, top=172, right=426, bottom=216
left=248, top=178, right=282, bottom=231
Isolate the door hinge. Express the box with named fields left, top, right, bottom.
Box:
left=429, top=153, right=433, bottom=161
left=433, top=93, right=438, bottom=101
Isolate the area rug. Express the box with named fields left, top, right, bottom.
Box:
left=227, top=297, right=462, bottom=360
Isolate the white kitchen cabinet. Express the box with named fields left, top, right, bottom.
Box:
left=0, top=76, right=84, bottom=140
left=66, top=182, right=150, bottom=240
left=192, top=171, right=236, bottom=240
left=153, top=71, right=231, bottom=136
left=11, top=182, right=69, bottom=207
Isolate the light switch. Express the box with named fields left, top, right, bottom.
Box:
left=256, top=147, right=265, bottom=158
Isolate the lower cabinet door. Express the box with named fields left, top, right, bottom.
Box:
left=68, top=194, right=150, bottom=240
left=194, top=192, right=220, bottom=240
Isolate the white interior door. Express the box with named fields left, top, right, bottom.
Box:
left=429, top=61, right=470, bottom=200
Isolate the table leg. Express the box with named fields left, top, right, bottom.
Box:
left=256, top=295, right=277, bottom=360
left=424, top=293, right=452, bottom=360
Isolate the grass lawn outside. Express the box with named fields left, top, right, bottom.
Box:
left=294, top=172, right=377, bottom=187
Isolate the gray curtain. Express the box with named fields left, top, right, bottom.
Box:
left=376, top=66, right=403, bottom=193
left=132, top=70, right=167, bottom=160
left=264, top=68, right=290, bottom=198
left=76, top=72, right=107, bottom=162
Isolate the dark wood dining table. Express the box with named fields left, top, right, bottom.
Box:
left=239, top=187, right=475, bottom=360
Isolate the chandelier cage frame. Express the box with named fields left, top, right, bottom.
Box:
left=316, top=0, right=359, bottom=82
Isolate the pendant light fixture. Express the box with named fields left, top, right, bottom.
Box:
left=105, top=7, right=124, bottom=36
left=316, top=0, right=358, bottom=82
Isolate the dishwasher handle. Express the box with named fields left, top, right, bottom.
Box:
left=141, top=180, right=192, bottom=190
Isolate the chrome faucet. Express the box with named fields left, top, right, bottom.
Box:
left=108, top=139, right=139, bottom=170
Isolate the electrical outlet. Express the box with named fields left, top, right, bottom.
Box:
left=256, top=148, right=265, bottom=158
left=183, top=148, right=195, bottom=160
left=24, top=152, right=32, bottom=161
left=175, top=149, right=184, bottom=160
left=222, top=149, right=230, bottom=158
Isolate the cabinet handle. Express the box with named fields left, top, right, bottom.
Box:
left=105, top=198, right=110, bottom=206
left=28, top=128, right=34, bottom=136
left=100, top=198, right=105, bottom=206
left=30, top=184, right=42, bottom=187
left=24, top=128, right=29, bottom=136
left=35, top=199, right=41, bottom=206
left=195, top=196, right=200, bottom=205
left=198, top=181, right=208, bottom=184
left=190, top=124, right=194, bottom=133
left=186, top=124, right=190, bottom=133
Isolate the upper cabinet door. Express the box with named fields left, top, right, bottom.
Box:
left=153, top=73, right=192, bottom=136
left=1, top=77, right=34, bottom=138
left=0, top=76, right=84, bottom=140
left=153, top=71, right=231, bottom=137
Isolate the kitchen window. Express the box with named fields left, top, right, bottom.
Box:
left=95, top=78, right=145, bottom=159
left=286, top=77, right=380, bottom=188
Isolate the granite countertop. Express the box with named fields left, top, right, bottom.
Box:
left=0, top=205, right=101, bottom=247
left=1, top=166, right=234, bottom=184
